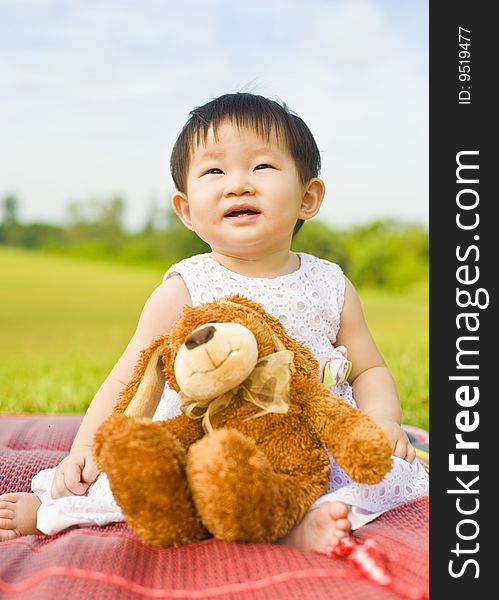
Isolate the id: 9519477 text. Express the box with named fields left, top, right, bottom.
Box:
left=458, top=27, right=471, bottom=105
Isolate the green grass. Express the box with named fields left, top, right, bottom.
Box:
left=0, top=247, right=163, bottom=414
left=0, top=247, right=428, bottom=429
left=360, top=283, right=428, bottom=430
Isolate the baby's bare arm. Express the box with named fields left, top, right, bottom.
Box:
left=336, top=278, right=415, bottom=462
left=71, top=274, right=190, bottom=449
left=51, top=274, right=191, bottom=497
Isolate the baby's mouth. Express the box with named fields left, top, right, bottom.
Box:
left=225, top=209, right=260, bottom=218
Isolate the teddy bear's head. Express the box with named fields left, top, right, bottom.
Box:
left=165, top=295, right=319, bottom=398
left=173, top=321, right=259, bottom=400
left=118, top=295, right=319, bottom=420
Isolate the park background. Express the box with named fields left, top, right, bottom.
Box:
left=0, top=0, right=428, bottom=429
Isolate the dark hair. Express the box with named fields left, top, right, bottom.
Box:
left=170, top=92, right=321, bottom=235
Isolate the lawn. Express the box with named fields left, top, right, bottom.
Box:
left=0, top=247, right=428, bottom=429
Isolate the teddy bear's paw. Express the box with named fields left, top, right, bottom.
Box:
left=96, top=418, right=206, bottom=546
left=333, top=422, right=393, bottom=484
left=93, top=413, right=130, bottom=469
left=187, top=428, right=304, bottom=542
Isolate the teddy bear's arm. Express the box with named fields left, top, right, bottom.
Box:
left=300, top=379, right=393, bottom=484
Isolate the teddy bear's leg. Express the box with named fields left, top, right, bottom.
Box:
left=94, top=413, right=207, bottom=546
left=186, top=428, right=321, bottom=543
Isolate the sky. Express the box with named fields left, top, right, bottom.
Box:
left=0, top=0, right=428, bottom=231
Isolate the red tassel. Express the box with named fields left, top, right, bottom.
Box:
left=330, top=536, right=428, bottom=600
left=331, top=537, right=391, bottom=585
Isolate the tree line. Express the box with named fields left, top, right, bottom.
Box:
left=0, top=194, right=428, bottom=290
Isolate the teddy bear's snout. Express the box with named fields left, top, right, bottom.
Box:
left=185, top=326, right=216, bottom=350
left=174, top=322, right=259, bottom=400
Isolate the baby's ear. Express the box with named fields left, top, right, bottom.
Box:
left=171, top=191, right=195, bottom=231
left=298, top=178, right=325, bottom=221
left=114, top=334, right=170, bottom=418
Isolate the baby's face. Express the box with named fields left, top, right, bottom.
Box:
left=172, top=120, right=309, bottom=259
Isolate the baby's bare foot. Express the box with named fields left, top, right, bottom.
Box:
left=0, top=493, right=43, bottom=541
left=279, top=501, right=351, bottom=555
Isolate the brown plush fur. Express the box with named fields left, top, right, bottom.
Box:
left=93, top=295, right=393, bottom=546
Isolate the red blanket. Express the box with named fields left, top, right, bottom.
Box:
left=0, top=415, right=428, bottom=599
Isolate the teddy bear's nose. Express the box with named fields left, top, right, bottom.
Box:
left=184, top=325, right=216, bottom=350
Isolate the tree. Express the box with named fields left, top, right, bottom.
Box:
left=66, top=196, right=125, bottom=233
left=1, top=194, right=19, bottom=226
left=292, top=220, right=349, bottom=270
left=99, top=196, right=125, bottom=233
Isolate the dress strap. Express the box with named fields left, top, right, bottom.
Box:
left=164, top=254, right=218, bottom=305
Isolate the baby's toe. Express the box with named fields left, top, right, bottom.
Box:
left=335, top=518, right=351, bottom=535
left=0, top=527, right=19, bottom=541
left=0, top=494, right=20, bottom=503
left=326, top=501, right=349, bottom=521
left=0, top=508, right=15, bottom=520
left=0, top=516, right=16, bottom=530
left=326, top=536, right=340, bottom=550
left=336, top=519, right=352, bottom=531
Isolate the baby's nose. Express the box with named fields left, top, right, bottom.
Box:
left=223, top=178, right=255, bottom=196
left=184, top=326, right=216, bottom=349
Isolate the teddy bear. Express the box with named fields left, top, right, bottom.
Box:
left=93, top=295, right=393, bottom=547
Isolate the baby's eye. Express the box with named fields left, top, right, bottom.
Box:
left=254, top=164, right=273, bottom=170
left=204, top=168, right=223, bottom=175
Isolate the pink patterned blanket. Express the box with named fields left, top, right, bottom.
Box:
left=0, top=415, right=428, bottom=599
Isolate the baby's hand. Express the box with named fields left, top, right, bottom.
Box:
left=51, top=444, right=100, bottom=498
left=371, top=418, right=416, bottom=463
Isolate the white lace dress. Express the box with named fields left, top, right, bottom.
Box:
left=32, top=252, right=428, bottom=533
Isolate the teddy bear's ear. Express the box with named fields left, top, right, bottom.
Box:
left=221, top=294, right=320, bottom=378
left=113, top=334, right=170, bottom=418
left=223, top=295, right=269, bottom=317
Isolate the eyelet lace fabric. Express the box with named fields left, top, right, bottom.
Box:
left=32, top=252, right=428, bottom=533
left=165, top=253, right=346, bottom=362
left=32, top=469, right=124, bottom=534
